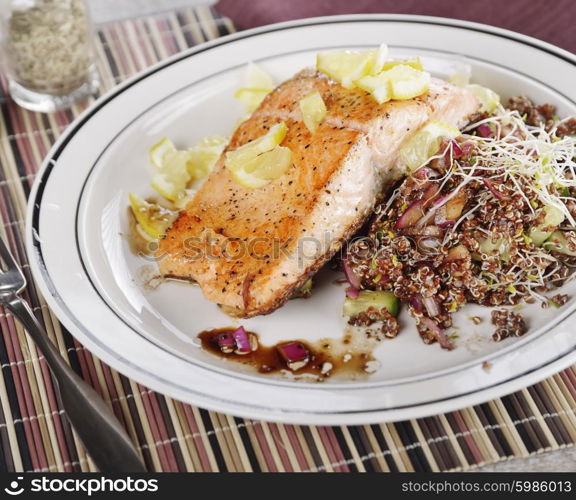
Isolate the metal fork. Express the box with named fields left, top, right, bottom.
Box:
left=0, top=237, right=146, bottom=472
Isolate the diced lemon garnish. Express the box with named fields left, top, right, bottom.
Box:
left=225, top=122, right=287, bottom=169
left=246, top=62, right=274, bottom=88
left=398, top=120, right=460, bottom=171
left=173, top=190, right=196, bottom=210
left=316, top=46, right=430, bottom=103
left=225, top=122, right=291, bottom=189
left=316, top=49, right=377, bottom=88
left=234, top=87, right=271, bottom=113
left=149, top=135, right=226, bottom=202
left=371, top=43, right=389, bottom=74
left=186, top=135, right=227, bottom=179
left=356, top=73, right=392, bottom=104
left=149, top=136, right=176, bottom=168
left=235, top=63, right=275, bottom=113
left=381, top=57, right=424, bottom=72
left=466, top=84, right=500, bottom=112
left=229, top=146, right=292, bottom=189
left=448, top=71, right=470, bottom=87
left=358, top=64, right=430, bottom=104
left=299, top=91, right=327, bottom=133
left=128, top=193, right=177, bottom=240
left=151, top=149, right=191, bottom=201
left=384, top=64, right=431, bottom=100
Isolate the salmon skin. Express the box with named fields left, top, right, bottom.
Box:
left=157, top=70, right=479, bottom=317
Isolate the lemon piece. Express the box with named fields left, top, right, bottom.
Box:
left=135, top=223, right=157, bottom=243
left=299, top=91, right=327, bottom=133
left=149, top=136, right=176, bottom=168
left=466, top=84, right=500, bottom=112
left=383, top=64, right=431, bottom=100
left=246, top=62, right=275, bottom=89
left=399, top=120, right=461, bottom=171
left=356, top=73, right=392, bottom=104
left=151, top=150, right=191, bottom=201
left=234, top=63, right=275, bottom=113
left=229, top=146, right=292, bottom=189
left=173, top=189, right=196, bottom=210
left=186, top=135, right=227, bottom=179
left=197, top=136, right=228, bottom=148
left=229, top=168, right=269, bottom=189
left=358, top=64, right=430, bottom=104
left=225, top=122, right=288, bottom=169
left=371, top=43, right=389, bottom=74
left=448, top=71, right=470, bottom=87
left=149, top=136, right=227, bottom=202
left=234, top=87, right=271, bottom=113
left=316, top=49, right=376, bottom=88
left=129, top=193, right=176, bottom=239
left=381, top=57, right=424, bottom=72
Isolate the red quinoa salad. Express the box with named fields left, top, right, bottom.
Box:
left=343, top=97, right=576, bottom=350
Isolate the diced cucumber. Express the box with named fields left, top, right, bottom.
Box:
left=343, top=290, right=400, bottom=317
left=529, top=228, right=551, bottom=247
left=529, top=205, right=565, bottom=246
left=477, top=237, right=510, bottom=261
left=291, top=279, right=313, bottom=299
left=543, top=232, right=576, bottom=256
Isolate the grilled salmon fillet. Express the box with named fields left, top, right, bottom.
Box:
left=157, top=70, right=479, bottom=317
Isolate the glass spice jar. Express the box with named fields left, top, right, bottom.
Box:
left=0, top=0, right=99, bottom=112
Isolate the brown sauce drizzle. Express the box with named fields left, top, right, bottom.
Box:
left=198, top=328, right=377, bottom=381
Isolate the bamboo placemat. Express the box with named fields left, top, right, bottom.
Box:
left=0, top=6, right=575, bottom=473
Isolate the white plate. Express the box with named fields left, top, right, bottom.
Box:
left=26, top=15, right=576, bottom=424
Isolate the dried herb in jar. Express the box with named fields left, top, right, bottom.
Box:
left=7, top=0, right=93, bottom=93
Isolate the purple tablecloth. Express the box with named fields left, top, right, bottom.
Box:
left=217, top=0, right=576, bottom=53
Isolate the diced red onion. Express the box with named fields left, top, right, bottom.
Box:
left=216, top=332, right=236, bottom=353
left=436, top=329, right=455, bottom=350
left=232, top=326, right=252, bottom=354
left=410, top=295, right=423, bottom=313
left=277, top=341, right=310, bottom=364
left=431, top=193, right=449, bottom=209
left=437, top=221, right=455, bottom=229
left=477, top=123, right=493, bottom=138
left=413, top=167, right=432, bottom=180
left=346, top=287, right=360, bottom=299
left=460, top=141, right=474, bottom=158
left=450, top=140, right=463, bottom=158
left=430, top=190, right=466, bottom=227
left=422, top=296, right=440, bottom=317
left=423, top=183, right=440, bottom=202
left=342, top=257, right=362, bottom=289
left=482, top=178, right=504, bottom=200
left=396, top=199, right=424, bottom=229
left=420, top=317, right=454, bottom=350
left=417, top=237, right=441, bottom=254
left=401, top=183, right=441, bottom=229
